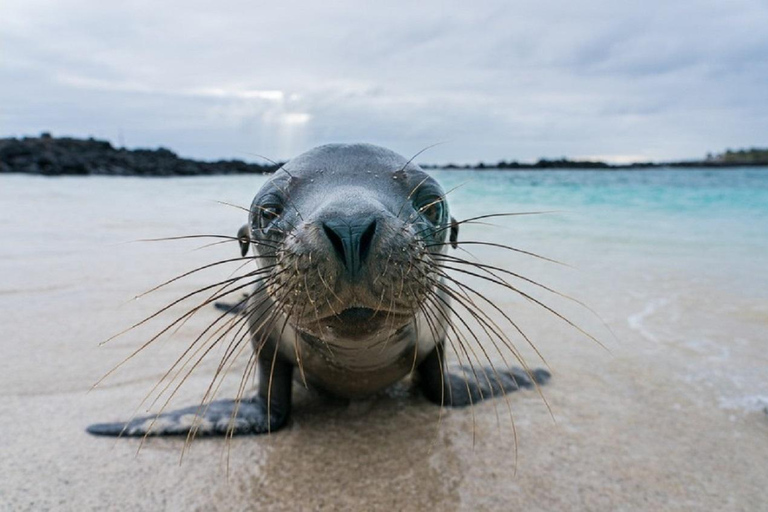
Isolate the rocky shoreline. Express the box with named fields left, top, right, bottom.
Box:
left=0, top=134, right=278, bottom=176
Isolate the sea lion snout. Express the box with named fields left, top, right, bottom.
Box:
left=304, top=190, right=390, bottom=283
left=321, top=215, right=377, bottom=278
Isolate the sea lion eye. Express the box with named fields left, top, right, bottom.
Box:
left=258, top=204, right=283, bottom=230
left=419, top=197, right=444, bottom=225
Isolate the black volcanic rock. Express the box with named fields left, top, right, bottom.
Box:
left=0, top=134, right=279, bottom=176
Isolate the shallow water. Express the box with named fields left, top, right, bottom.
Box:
left=1, top=169, right=767, bottom=511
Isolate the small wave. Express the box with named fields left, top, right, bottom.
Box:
left=718, top=395, right=768, bottom=413
left=627, top=297, right=670, bottom=343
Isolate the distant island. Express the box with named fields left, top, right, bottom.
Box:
left=421, top=148, right=768, bottom=170
left=1, top=133, right=767, bottom=176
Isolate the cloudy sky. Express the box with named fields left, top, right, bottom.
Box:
left=2, top=0, right=767, bottom=164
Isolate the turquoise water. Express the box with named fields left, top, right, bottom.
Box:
left=427, top=168, right=768, bottom=296
left=433, top=167, right=768, bottom=222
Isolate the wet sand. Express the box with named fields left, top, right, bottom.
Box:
left=1, top=175, right=767, bottom=511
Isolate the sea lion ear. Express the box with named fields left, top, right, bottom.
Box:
left=237, top=224, right=251, bottom=257
left=449, top=217, right=459, bottom=249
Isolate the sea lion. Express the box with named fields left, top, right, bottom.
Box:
left=87, top=143, right=550, bottom=437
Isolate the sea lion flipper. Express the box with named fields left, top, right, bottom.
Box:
left=417, top=344, right=551, bottom=407
left=213, top=293, right=250, bottom=315
left=88, top=352, right=294, bottom=437
left=86, top=397, right=289, bottom=437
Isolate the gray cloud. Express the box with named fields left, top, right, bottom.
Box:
left=2, top=0, right=767, bottom=163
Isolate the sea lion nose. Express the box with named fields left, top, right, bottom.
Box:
left=322, top=216, right=377, bottom=276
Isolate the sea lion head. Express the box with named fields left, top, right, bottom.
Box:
left=245, top=143, right=457, bottom=342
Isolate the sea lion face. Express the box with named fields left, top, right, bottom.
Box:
left=247, top=143, right=451, bottom=342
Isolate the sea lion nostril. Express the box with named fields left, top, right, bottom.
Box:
left=358, top=219, right=376, bottom=265
left=322, top=222, right=347, bottom=268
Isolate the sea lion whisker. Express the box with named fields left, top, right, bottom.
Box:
left=424, top=269, right=555, bottom=418
left=100, top=267, right=279, bottom=348
left=266, top=295, right=299, bottom=433
left=183, top=287, right=294, bottom=450
left=291, top=261, right=309, bottom=388
left=136, top=232, right=281, bottom=252
left=436, top=253, right=573, bottom=303
left=419, top=264, right=547, bottom=418
left=421, top=291, right=519, bottom=449
left=110, top=271, right=274, bottom=440
left=238, top=151, right=281, bottom=167
left=424, top=265, right=551, bottom=381
left=371, top=245, right=395, bottom=286
left=422, top=277, right=525, bottom=425
left=315, top=268, right=343, bottom=311
left=221, top=294, right=295, bottom=460
left=422, top=290, right=503, bottom=403
left=212, top=199, right=250, bottom=213
left=134, top=285, right=286, bottom=451
left=135, top=234, right=245, bottom=244
left=417, top=302, right=460, bottom=454
left=435, top=253, right=617, bottom=343
left=397, top=142, right=446, bottom=175
left=181, top=283, right=297, bottom=455
left=292, top=302, right=309, bottom=389
left=373, top=286, right=388, bottom=316
left=425, top=260, right=546, bottom=364
left=431, top=277, right=530, bottom=378
left=133, top=258, right=272, bottom=301
left=93, top=273, right=283, bottom=392
left=405, top=283, right=423, bottom=378
left=305, top=270, right=337, bottom=358
left=415, top=301, right=449, bottom=403
left=420, top=294, right=480, bottom=446
left=414, top=211, right=560, bottom=240
left=436, top=262, right=606, bottom=352
left=142, top=290, right=257, bottom=413
left=158, top=259, right=258, bottom=343
left=222, top=351, right=258, bottom=473
left=145, top=285, right=273, bottom=412
left=427, top=240, right=568, bottom=267
left=189, top=239, right=246, bottom=252
left=421, top=292, right=489, bottom=402
left=374, top=281, right=401, bottom=356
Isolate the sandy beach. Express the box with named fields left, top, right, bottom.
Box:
left=1, top=172, right=767, bottom=511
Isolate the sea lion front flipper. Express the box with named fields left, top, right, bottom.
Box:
left=213, top=293, right=250, bottom=315
left=86, top=396, right=288, bottom=437
left=87, top=353, right=294, bottom=437
left=417, top=343, right=551, bottom=407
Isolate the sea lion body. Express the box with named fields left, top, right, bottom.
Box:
left=87, top=143, right=548, bottom=437
left=245, top=144, right=449, bottom=398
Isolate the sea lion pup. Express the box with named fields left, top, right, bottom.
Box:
left=88, top=143, right=550, bottom=437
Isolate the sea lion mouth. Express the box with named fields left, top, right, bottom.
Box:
left=298, top=306, right=413, bottom=338
left=336, top=307, right=376, bottom=322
